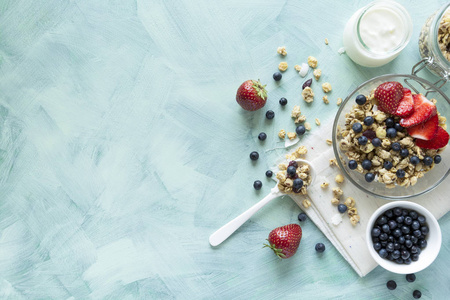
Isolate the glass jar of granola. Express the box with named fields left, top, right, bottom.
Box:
left=419, top=3, right=450, bottom=79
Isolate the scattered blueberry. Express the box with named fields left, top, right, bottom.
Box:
left=266, top=110, right=275, bottom=119
left=364, top=116, right=374, bottom=126
left=258, top=132, right=267, bottom=141
left=413, top=290, right=422, bottom=299
left=386, top=128, right=397, bottom=138
left=423, top=156, right=433, bottom=166
left=287, top=166, right=297, bottom=176
left=410, top=156, right=420, bottom=165
left=355, top=94, right=367, bottom=105
left=421, top=226, right=429, bottom=235
left=279, top=97, right=288, bottom=106
left=265, top=170, right=273, bottom=177
left=352, top=122, right=363, bottom=133
left=377, top=215, right=388, bottom=225
left=396, top=169, right=405, bottom=178
left=434, top=155, right=442, bottom=164
left=391, top=142, right=401, bottom=151
left=253, top=180, right=262, bottom=190
left=372, top=227, right=381, bottom=237
left=372, top=138, right=381, bottom=147
left=373, top=242, right=382, bottom=251
left=315, top=243, right=326, bottom=253
left=418, top=239, right=427, bottom=249
left=386, top=280, right=397, bottom=290
left=296, top=125, right=306, bottom=135
left=358, top=136, right=368, bottom=145
left=362, top=159, right=372, bottom=170
left=365, top=172, right=375, bottom=182
left=338, top=204, right=347, bottom=213
left=302, top=78, right=313, bottom=90
left=348, top=160, right=358, bottom=170
left=417, top=215, right=426, bottom=225
left=379, top=248, right=388, bottom=258
left=295, top=213, right=307, bottom=223
left=293, top=178, right=304, bottom=189
left=385, top=118, right=395, bottom=128
left=384, top=161, right=393, bottom=170
left=394, top=123, right=404, bottom=132
left=400, top=148, right=409, bottom=157
left=250, top=151, right=259, bottom=160
left=273, top=72, right=282, bottom=81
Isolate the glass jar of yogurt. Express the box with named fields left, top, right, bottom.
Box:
left=343, top=1, right=413, bottom=67
left=419, top=3, right=450, bottom=79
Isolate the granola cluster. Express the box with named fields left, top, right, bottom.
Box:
left=438, top=9, right=450, bottom=61
left=337, top=91, right=447, bottom=188
left=275, top=146, right=312, bottom=195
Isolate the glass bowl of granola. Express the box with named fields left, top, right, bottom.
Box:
left=332, top=74, right=450, bottom=200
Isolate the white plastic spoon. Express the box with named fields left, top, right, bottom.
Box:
left=209, top=159, right=315, bottom=247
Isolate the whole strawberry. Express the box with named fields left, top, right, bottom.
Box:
left=236, top=79, right=268, bottom=111
left=374, top=81, right=404, bottom=114
left=264, top=224, right=302, bottom=259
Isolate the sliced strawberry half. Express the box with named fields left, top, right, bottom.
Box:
left=394, top=88, right=414, bottom=117
left=416, top=126, right=450, bottom=149
left=407, top=114, right=439, bottom=140
left=399, top=94, right=437, bottom=128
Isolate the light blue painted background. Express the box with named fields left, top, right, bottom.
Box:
left=0, top=0, right=449, bottom=299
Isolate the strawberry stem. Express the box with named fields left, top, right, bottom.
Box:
left=263, top=240, right=286, bottom=259
left=252, top=79, right=268, bottom=100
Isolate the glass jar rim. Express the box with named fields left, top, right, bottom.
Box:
left=355, top=0, right=413, bottom=56
left=429, top=3, right=450, bottom=72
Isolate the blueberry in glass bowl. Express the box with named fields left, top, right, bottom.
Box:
left=332, top=74, right=450, bottom=199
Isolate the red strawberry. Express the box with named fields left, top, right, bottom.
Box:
left=415, top=126, right=450, bottom=149
left=374, top=81, right=404, bottom=114
left=263, top=224, right=302, bottom=259
left=400, top=94, right=437, bottom=128
left=394, top=88, right=414, bottom=117
left=407, top=114, right=439, bottom=140
left=236, top=79, right=267, bottom=111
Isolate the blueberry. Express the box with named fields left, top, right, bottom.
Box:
left=396, top=216, right=404, bottom=224
left=384, top=209, right=393, bottom=218
left=287, top=166, right=297, bottom=176
left=293, top=178, right=304, bottom=189
left=358, top=136, right=368, bottom=145
left=393, top=207, right=402, bottom=216
left=382, top=224, right=390, bottom=233
left=409, top=211, right=418, bottom=219
left=405, top=239, right=413, bottom=248
left=418, top=239, right=427, bottom=249
left=348, top=160, right=358, bottom=170
left=421, top=226, right=429, bottom=235
left=258, top=132, right=267, bottom=141
left=365, top=173, right=375, bottom=182
left=378, top=248, right=388, bottom=258
left=401, top=225, right=410, bottom=234
left=423, top=156, right=433, bottom=166
left=338, top=204, right=347, bottom=213
left=413, top=229, right=422, bottom=237
left=386, top=280, right=397, bottom=291
left=383, top=161, right=393, bottom=170
left=394, top=123, right=404, bottom=132
left=253, top=180, right=262, bottom=190
left=417, top=215, right=426, bottom=225
left=396, top=169, right=406, bottom=178
left=385, top=118, right=395, bottom=128
left=410, top=245, right=418, bottom=253
left=381, top=241, right=388, bottom=247
left=352, top=122, right=363, bottom=133
left=394, top=242, right=401, bottom=250
left=386, top=242, right=394, bottom=252
left=373, top=242, right=382, bottom=251
left=355, top=94, right=367, bottom=105
left=315, top=243, right=326, bottom=253
left=379, top=233, right=388, bottom=241
left=279, top=97, right=288, bottom=106
left=371, top=227, right=381, bottom=237
left=434, top=155, right=442, bottom=164
left=405, top=234, right=411, bottom=240
left=387, top=236, right=394, bottom=242
left=362, top=159, right=372, bottom=170
left=391, top=142, right=401, bottom=151
left=388, top=220, right=397, bottom=230
left=411, top=220, right=420, bottom=230
left=392, top=228, right=402, bottom=238
left=250, top=151, right=259, bottom=160
left=392, top=250, right=401, bottom=259
left=386, top=253, right=394, bottom=261
left=411, top=236, right=418, bottom=244
left=395, top=258, right=404, bottom=264
left=410, top=156, right=420, bottom=165
left=402, top=209, right=409, bottom=216
left=265, top=170, right=273, bottom=177
left=411, top=253, right=419, bottom=261
left=400, top=148, right=409, bottom=157
left=364, top=116, right=374, bottom=126
left=377, top=215, right=388, bottom=225
left=386, top=128, right=397, bottom=138
left=372, top=138, right=381, bottom=147
left=413, top=290, right=422, bottom=299
left=404, top=216, right=412, bottom=225
left=296, top=125, right=306, bottom=135
left=273, top=72, right=282, bottom=81
left=398, top=236, right=405, bottom=244
left=401, top=250, right=410, bottom=259
left=298, top=213, right=307, bottom=222
left=266, top=110, right=275, bottom=119
left=404, top=257, right=412, bottom=264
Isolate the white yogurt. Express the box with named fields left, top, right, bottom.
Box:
left=343, top=1, right=412, bottom=67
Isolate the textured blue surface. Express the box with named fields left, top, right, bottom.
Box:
left=0, top=0, right=449, bottom=299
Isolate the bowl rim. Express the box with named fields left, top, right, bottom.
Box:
left=365, top=201, right=442, bottom=274
left=332, top=73, right=450, bottom=200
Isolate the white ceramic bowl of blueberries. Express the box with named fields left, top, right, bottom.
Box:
left=366, top=201, right=442, bottom=274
